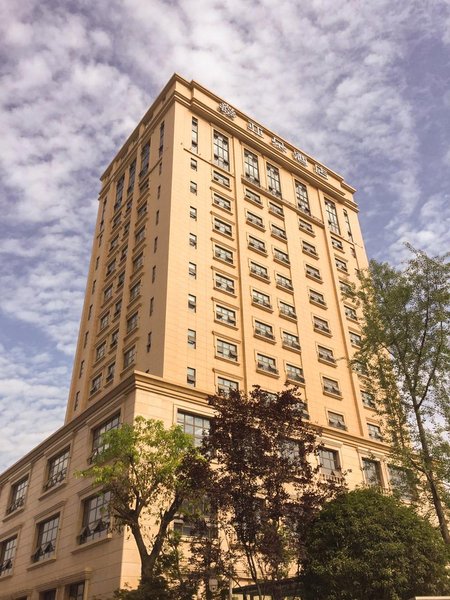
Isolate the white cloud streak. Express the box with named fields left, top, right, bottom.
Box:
left=0, top=0, right=449, bottom=469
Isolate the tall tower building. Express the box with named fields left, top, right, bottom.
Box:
left=0, top=75, right=389, bottom=600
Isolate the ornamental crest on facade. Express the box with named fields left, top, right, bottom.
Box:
left=293, top=151, right=308, bottom=166
left=271, top=137, right=287, bottom=153
left=218, top=102, right=236, bottom=119
left=315, top=164, right=328, bottom=179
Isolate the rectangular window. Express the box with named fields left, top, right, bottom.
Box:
left=32, top=514, right=59, bottom=562
left=190, top=206, right=197, bottom=220
left=159, top=121, right=164, bottom=157
left=331, top=237, right=344, bottom=251
left=130, top=280, right=141, bottom=301
left=213, top=131, right=230, bottom=170
left=302, top=241, right=318, bottom=257
left=133, top=253, right=144, bottom=272
left=368, top=423, right=382, bottom=441
left=319, top=448, right=340, bottom=475
left=217, top=377, right=239, bottom=395
left=343, top=209, right=354, bottom=240
left=213, top=171, right=230, bottom=187
left=215, top=304, right=236, bottom=325
left=295, top=181, right=310, bottom=214
left=325, top=199, right=341, bottom=234
left=245, top=188, right=262, bottom=205
left=177, top=411, right=210, bottom=447
left=68, top=582, right=85, bottom=600
left=189, top=262, right=197, bottom=279
left=317, top=345, right=335, bottom=363
left=328, top=411, right=346, bottom=430
left=187, top=329, right=196, bottom=348
left=191, top=117, right=198, bottom=151
left=41, top=590, right=56, bottom=600
left=44, top=448, right=69, bottom=490
left=309, top=289, right=326, bottom=306
left=273, top=248, right=289, bottom=264
left=153, top=237, right=158, bottom=253
left=190, top=181, right=197, bottom=194
left=117, top=271, right=125, bottom=289
left=306, top=264, right=321, bottom=281
left=216, top=339, right=238, bottom=361
left=127, top=312, right=138, bottom=333
left=0, top=536, right=17, bottom=577
left=114, top=299, right=122, bottom=317
left=123, top=345, right=136, bottom=368
left=256, top=353, right=278, bottom=374
left=127, top=159, right=136, bottom=194
left=335, top=257, right=348, bottom=272
left=362, top=391, right=376, bottom=408
left=276, top=273, right=293, bottom=291
left=187, top=367, right=196, bottom=386
left=190, top=158, right=197, bottom=170
left=91, top=414, right=120, bottom=460
left=140, top=142, right=150, bottom=177
left=323, top=377, right=341, bottom=396
left=213, top=217, right=232, bottom=237
left=279, top=301, right=296, bottom=320
left=340, top=280, right=352, bottom=295
left=266, top=163, right=281, bottom=196
left=90, top=374, right=102, bottom=395
left=244, top=150, right=259, bottom=182
left=7, top=478, right=28, bottom=514
left=106, top=362, right=115, bottom=382
left=96, top=342, right=106, bottom=363
left=188, top=294, right=197, bottom=311
left=314, top=316, right=331, bottom=333
left=114, top=174, right=124, bottom=210
left=79, top=492, right=111, bottom=544
left=189, top=233, right=197, bottom=248
left=282, top=331, right=300, bottom=350
left=152, top=265, right=156, bottom=283
left=135, top=226, right=145, bottom=244
left=388, top=466, right=412, bottom=499
left=110, top=329, right=119, bottom=349
left=214, top=245, right=233, bottom=264
left=299, top=218, right=314, bottom=234
left=286, top=364, right=305, bottom=383
left=213, top=193, right=231, bottom=212
left=363, top=458, right=382, bottom=487
left=271, top=224, right=287, bottom=240
left=254, top=320, right=274, bottom=340
left=250, top=261, right=269, bottom=280
left=106, top=259, right=116, bottom=276
left=246, top=211, right=264, bottom=229
left=137, top=203, right=147, bottom=220
left=344, top=305, right=357, bottom=320
left=252, top=289, right=271, bottom=309
left=268, top=201, right=284, bottom=217
left=215, top=273, right=235, bottom=293
left=248, top=235, right=266, bottom=253
left=350, top=331, right=362, bottom=346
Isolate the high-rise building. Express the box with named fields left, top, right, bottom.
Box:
left=0, top=75, right=391, bottom=599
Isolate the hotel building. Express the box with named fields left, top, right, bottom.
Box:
left=0, top=74, right=392, bottom=599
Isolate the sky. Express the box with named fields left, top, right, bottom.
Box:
left=0, top=0, right=449, bottom=472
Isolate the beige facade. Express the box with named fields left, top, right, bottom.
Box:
left=0, top=74, right=393, bottom=599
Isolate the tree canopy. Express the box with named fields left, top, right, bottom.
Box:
left=348, top=247, right=450, bottom=542
left=302, top=488, right=450, bottom=600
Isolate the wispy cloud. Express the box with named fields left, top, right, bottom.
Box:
left=0, top=0, right=449, bottom=470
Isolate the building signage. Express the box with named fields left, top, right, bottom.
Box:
left=271, top=137, right=287, bottom=153
left=293, top=150, right=308, bottom=166
left=247, top=121, right=264, bottom=137
left=315, top=164, right=328, bottom=179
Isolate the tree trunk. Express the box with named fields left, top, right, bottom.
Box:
left=414, top=403, right=450, bottom=544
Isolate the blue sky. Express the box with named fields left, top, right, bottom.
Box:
left=1, top=0, right=449, bottom=471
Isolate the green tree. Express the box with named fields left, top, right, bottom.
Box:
left=302, top=488, right=450, bottom=600
left=79, top=417, right=208, bottom=598
left=348, top=247, right=450, bottom=542
left=203, top=386, right=343, bottom=600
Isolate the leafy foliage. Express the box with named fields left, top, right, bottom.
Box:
left=302, top=488, right=450, bottom=600
left=78, top=417, right=209, bottom=597
left=203, top=386, right=343, bottom=600
left=347, top=247, right=450, bottom=542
